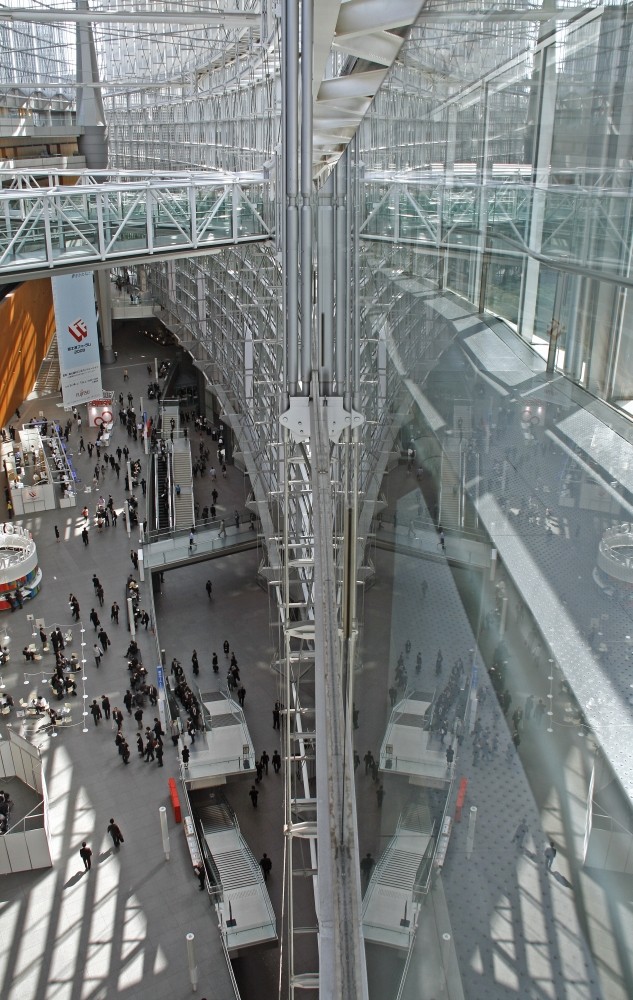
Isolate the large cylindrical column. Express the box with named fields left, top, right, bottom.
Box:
left=76, top=1, right=114, bottom=363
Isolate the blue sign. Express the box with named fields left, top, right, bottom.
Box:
left=156, top=665, right=165, bottom=691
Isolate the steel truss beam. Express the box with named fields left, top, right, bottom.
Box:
left=0, top=9, right=260, bottom=28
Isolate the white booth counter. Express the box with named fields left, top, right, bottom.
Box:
left=3, top=430, right=56, bottom=515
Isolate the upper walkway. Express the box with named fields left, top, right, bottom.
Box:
left=4, top=164, right=630, bottom=285
left=144, top=520, right=260, bottom=571
left=0, top=168, right=271, bottom=280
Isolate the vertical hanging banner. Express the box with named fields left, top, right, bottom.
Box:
left=52, top=272, right=103, bottom=407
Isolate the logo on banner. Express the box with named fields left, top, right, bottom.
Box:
left=68, top=318, right=89, bottom=343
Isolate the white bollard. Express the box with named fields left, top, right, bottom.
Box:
left=186, top=932, right=198, bottom=992
left=441, top=932, right=451, bottom=994
left=466, top=805, right=477, bottom=859
left=159, top=805, right=170, bottom=860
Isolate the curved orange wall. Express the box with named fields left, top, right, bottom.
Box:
left=0, top=279, right=55, bottom=428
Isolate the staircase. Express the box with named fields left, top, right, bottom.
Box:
left=172, top=445, right=194, bottom=530
left=439, top=446, right=461, bottom=529
left=30, top=338, right=60, bottom=398
left=373, top=847, right=423, bottom=891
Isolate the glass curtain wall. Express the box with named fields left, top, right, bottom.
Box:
left=361, top=3, right=633, bottom=412
left=355, top=5, right=633, bottom=999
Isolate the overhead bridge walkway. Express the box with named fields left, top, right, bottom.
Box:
left=0, top=169, right=271, bottom=280
left=143, top=520, right=260, bottom=571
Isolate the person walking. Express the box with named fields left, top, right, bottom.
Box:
left=107, top=819, right=124, bottom=848
left=260, top=853, right=272, bottom=881
left=155, top=742, right=164, bottom=767
left=111, top=602, right=119, bottom=624
left=101, top=695, right=111, bottom=720
left=170, top=719, right=180, bottom=746
left=249, top=785, right=259, bottom=808
left=194, top=862, right=206, bottom=890
left=272, top=750, right=281, bottom=774
left=445, top=745, right=455, bottom=768
left=90, top=700, right=102, bottom=726
left=360, top=852, right=375, bottom=884
left=79, top=842, right=92, bottom=871
left=544, top=841, right=556, bottom=871
left=54, top=525, right=60, bottom=543
left=98, top=628, right=110, bottom=653
left=134, top=706, right=143, bottom=729
left=143, top=734, right=156, bottom=762
left=81, top=527, right=89, bottom=546
left=376, top=784, right=385, bottom=808
left=192, top=650, right=199, bottom=676
left=512, top=818, right=528, bottom=848
left=218, top=519, right=226, bottom=539
left=237, top=685, right=246, bottom=707
left=93, top=645, right=102, bottom=668
left=260, top=750, right=270, bottom=775
left=205, top=579, right=213, bottom=599
left=181, top=745, right=190, bottom=769
left=90, top=608, right=100, bottom=630
left=113, top=707, right=124, bottom=731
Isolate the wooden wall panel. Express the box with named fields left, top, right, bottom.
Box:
left=0, top=278, right=55, bottom=428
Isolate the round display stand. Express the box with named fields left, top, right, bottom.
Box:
left=0, top=524, right=41, bottom=611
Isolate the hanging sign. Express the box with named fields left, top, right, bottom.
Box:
left=53, top=272, right=103, bottom=407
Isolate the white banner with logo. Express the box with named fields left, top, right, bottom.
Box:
left=52, top=272, right=103, bottom=407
